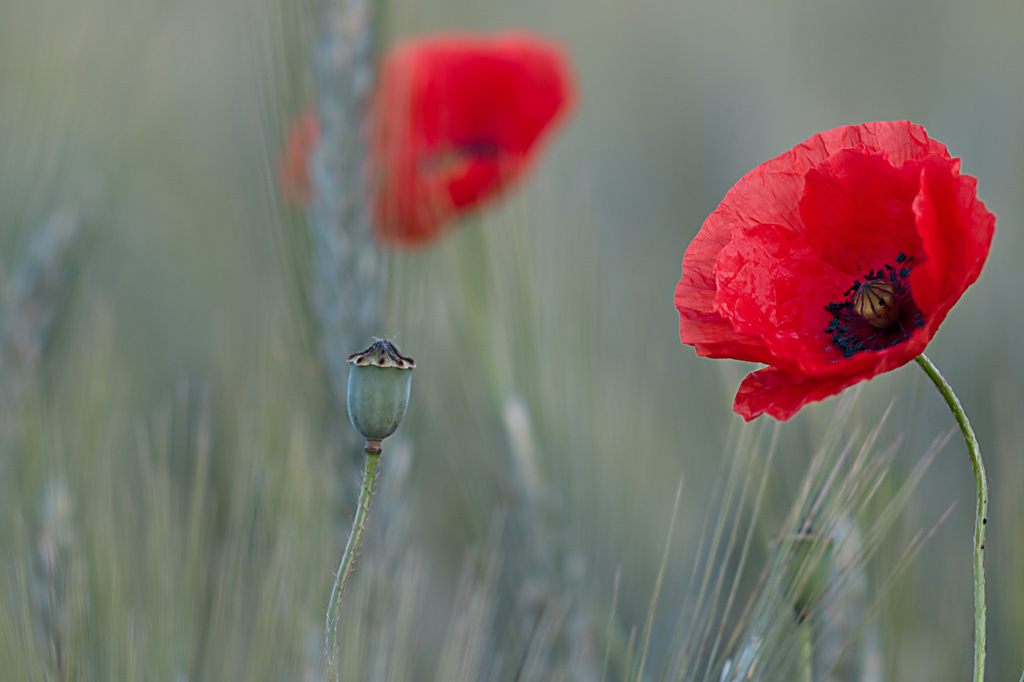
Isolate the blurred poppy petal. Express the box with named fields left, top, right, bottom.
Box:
left=278, top=109, right=321, bottom=205
left=372, top=32, right=575, bottom=246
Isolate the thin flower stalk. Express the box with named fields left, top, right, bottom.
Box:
left=325, top=440, right=382, bottom=679
left=914, top=353, right=987, bottom=682
left=325, top=339, right=413, bottom=676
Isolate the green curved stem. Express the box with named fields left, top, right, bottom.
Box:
left=915, top=354, right=986, bottom=682
left=325, top=441, right=382, bottom=680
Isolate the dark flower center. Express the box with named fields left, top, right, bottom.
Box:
left=824, top=253, right=924, bottom=358
left=420, top=140, right=502, bottom=175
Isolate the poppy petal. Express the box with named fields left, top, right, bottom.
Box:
left=278, top=110, right=321, bottom=205
left=799, top=150, right=923, bottom=275
left=910, top=160, right=995, bottom=317
left=733, top=367, right=867, bottom=421
left=372, top=32, right=574, bottom=245
left=713, top=222, right=848, bottom=369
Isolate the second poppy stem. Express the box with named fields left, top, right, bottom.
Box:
left=915, top=354, right=986, bottom=682
left=325, top=440, right=382, bottom=681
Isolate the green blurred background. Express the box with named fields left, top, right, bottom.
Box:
left=1, top=0, right=1022, bottom=679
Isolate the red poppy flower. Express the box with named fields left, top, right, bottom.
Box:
left=371, top=32, right=574, bottom=246
left=278, top=109, right=321, bottom=205
left=675, top=121, right=995, bottom=421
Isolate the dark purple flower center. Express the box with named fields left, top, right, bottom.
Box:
left=420, top=140, right=502, bottom=173
left=824, top=253, right=925, bottom=358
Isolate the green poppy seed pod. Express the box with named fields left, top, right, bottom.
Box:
left=346, top=339, right=415, bottom=441
left=775, top=526, right=834, bottom=621
left=852, top=278, right=900, bottom=329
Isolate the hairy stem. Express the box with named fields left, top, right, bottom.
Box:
left=915, top=354, right=986, bottom=682
left=325, top=441, right=382, bottom=679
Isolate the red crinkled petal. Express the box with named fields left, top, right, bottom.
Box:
left=676, top=230, right=776, bottom=365
left=678, top=318, right=779, bottom=365
left=698, top=122, right=948, bottom=252
left=799, top=150, right=926, bottom=275
left=713, top=222, right=848, bottom=372
left=804, top=121, right=949, bottom=168
left=733, top=367, right=871, bottom=421
left=373, top=32, right=574, bottom=246
left=910, top=160, right=995, bottom=317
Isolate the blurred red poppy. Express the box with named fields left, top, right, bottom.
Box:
left=675, top=121, right=995, bottom=420
left=372, top=32, right=574, bottom=245
left=278, top=109, right=321, bottom=205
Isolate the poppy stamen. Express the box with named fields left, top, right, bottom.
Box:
left=824, top=255, right=924, bottom=358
